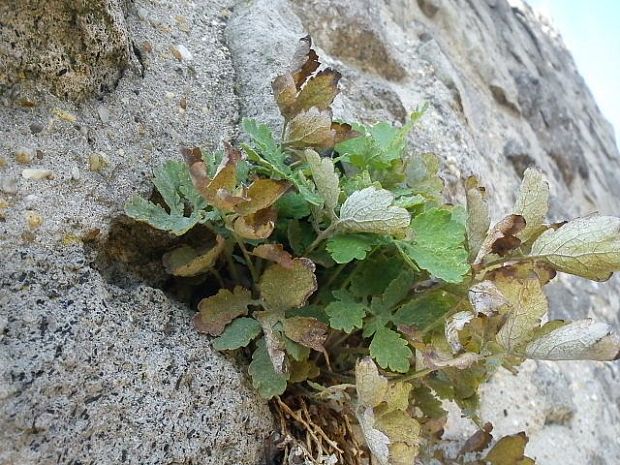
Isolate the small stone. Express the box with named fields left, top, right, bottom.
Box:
left=97, top=106, right=111, bottom=123
left=171, top=44, right=193, bottom=62
left=175, top=15, right=190, bottom=33
left=15, top=147, right=32, bottom=165
left=25, top=211, right=43, bottom=230
left=70, top=166, right=81, bottom=180
left=22, top=168, right=55, bottom=180
left=143, top=41, right=153, bottom=53
left=0, top=198, right=8, bottom=219
left=89, top=152, right=110, bottom=172
left=29, top=123, right=45, bottom=134
left=36, top=150, right=44, bottom=160
left=52, top=108, right=77, bottom=123
left=0, top=158, right=6, bottom=169
left=136, top=7, right=149, bottom=21
left=179, top=96, right=188, bottom=110
left=0, top=176, right=18, bottom=194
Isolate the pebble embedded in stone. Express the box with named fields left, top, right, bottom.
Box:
left=15, top=147, right=33, bottom=165
left=97, top=106, right=111, bottom=123
left=172, top=44, right=193, bottom=62
left=25, top=210, right=43, bottom=230
left=0, top=176, right=18, bottom=194
left=29, top=123, right=45, bottom=134
left=89, top=152, right=110, bottom=172
left=22, top=168, right=55, bottom=180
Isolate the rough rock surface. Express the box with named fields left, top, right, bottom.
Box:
left=0, top=1, right=272, bottom=464
left=0, top=0, right=131, bottom=101
left=2, top=0, right=620, bottom=464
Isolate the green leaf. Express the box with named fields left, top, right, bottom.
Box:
left=339, top=187, right=411, bottom=235
left=369, top=327, right=412, bottom=373
left=524, top=319, right=620, bottom=361
left=405, top=152, right=443, bottom=200
left=260, top=258, right=317, bottom=310
left=249, top=338, right=289, bottom=399
left=124, top=196, right=202, bottom=236
left=276, top=192, right=311, bottom=219
left=514, top=167, right=549, bottom=242
left=325, top=291, right=368, bottom=333
left=242, top=118, right=286, bottom=170
left=193, top=286, right=253, bottom=336
left=212, top=317, right=262, bottom=350
left=350, top=254, right=403, bottom=298
left=402, top=207, right=469, bottom=283
left=285, top=337, right=311, bottom=361
left=305, top=149, right=340, bottom=213
left=326, top=233, right=377, bottom=264
left=393, top=290, right=456, bottom=330
left=335, top=114, right=418, bottom=170
left=530, top=214, right=620, bottom=281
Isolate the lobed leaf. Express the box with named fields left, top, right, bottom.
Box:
left=530, top=214, right=620, bottom=281
left=326, top=233, right=377, bottom=264
left=404, top=208, right=469, bottom=283
left=260, top=258, right=317, bottom=310
left=249, top=338, right=289, bottom=399
left=212, top=317, right=262, bottom=350
left=524, top=319, right=620, bottom=361
left=193, top=286, right=254, bottom=336
left=514, top=168, right=549, bottom=243
left=124, top=196, right=202, bottom=236
left=369, top=327, right=412, bottom=373
left=339, top=187, right=411, bottom=236
left=162, top=235, right=225, bottom=277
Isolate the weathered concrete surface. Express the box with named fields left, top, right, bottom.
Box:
left=227, top=0, right=620, bottom=463
left=2, top=0, right=620, bottom=464
left=0, top=1, right=272, bottom=464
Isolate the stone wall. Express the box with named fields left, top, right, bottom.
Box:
left=1, top=0, right=619, bottom=464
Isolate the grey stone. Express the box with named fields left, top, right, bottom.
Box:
left=0, top=0, right=131, bottom=101
left=0, top=1, right=272, bottom=464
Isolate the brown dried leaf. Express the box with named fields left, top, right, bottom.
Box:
left=233, top=207, right=277, bottom=240
left=260, top=257, right=317, bottom=310
left=484, top=432, right=529, bottom=465
left=294, top=69, right=341, bottom=113
left=193, top=286, right=253, bottom=336
left=162, top=235, right=225, bottom=277
left=284, top=108, right=335, bottom=149
left=332, top=121, right=361, bottom=144
left=272, top=74, right=298, bottom=120
left=459, top=422, right=493, bottom=455
left=283, top=317, right=328, bottom=352
left=234, top=179, right=290, bottom=215
left=252, top=243, right=295, bottom=269
left=290, top=36, right=320, bottom=89
left=475, top=214, right=526, bottom=264
left=465, top=176, right=491, bottom=262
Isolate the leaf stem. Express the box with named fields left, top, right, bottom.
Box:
left=233, top=233, right=259, bottom=286
left=305, top=223, right=338, bottom=254
left=224, top=240, right=242, bottom=284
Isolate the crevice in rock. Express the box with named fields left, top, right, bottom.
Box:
left=89, top=207, right=220, bottom=310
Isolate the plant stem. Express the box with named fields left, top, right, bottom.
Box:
left=305, top=223, right=337, bottom=254
left=233, top=233, right=259, bottom=285
left=224, top=240, right=242, bottom=284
